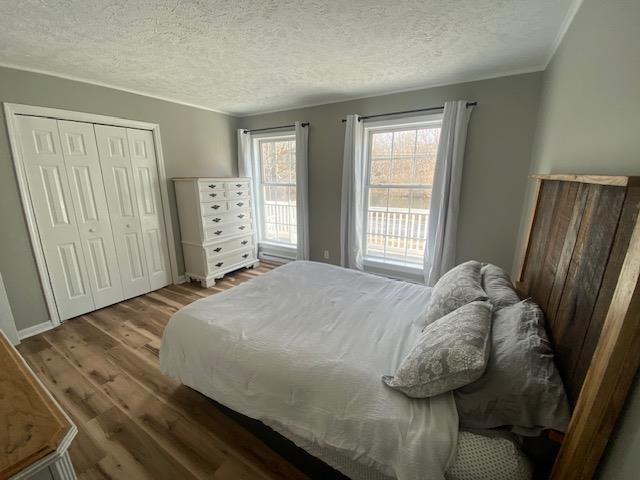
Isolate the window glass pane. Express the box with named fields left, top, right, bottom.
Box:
left=388, top=188, right=411, bottom=209
left=261, top=142, right=276, bottom=183
left=385, top=234, right=407, bottom=262
left=370, top=158, right=391, bottom=185
left=393, top=130, right=416, bottom=156
left=411, top=188, right=431, bottom=211
left=371, top=131, right=392, bottom=156
left=368, top=187, right=388, bottom=209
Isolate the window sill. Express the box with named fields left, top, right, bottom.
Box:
left=363, top=257, right=424, bottom=284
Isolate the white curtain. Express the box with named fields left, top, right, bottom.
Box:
left=237, top=129, right=253, bottom=177
left=424, top=101, right=474, bottom=285
left=340, top=115, right=365, bottom=270
left=295, top=122, right=310, bottom=260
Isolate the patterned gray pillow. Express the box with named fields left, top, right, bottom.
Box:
left=423, top=260, right=488, bottom=327
left=481, top=263, right=520, bottom=311
left=383, top=301, right=492, bottom=398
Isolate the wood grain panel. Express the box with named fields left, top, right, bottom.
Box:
left=0, top=330, right=72, bottom=478
left=517, top=175, right=640, bottom=480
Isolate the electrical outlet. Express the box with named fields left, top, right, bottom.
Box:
left=323, top=250, right=330, bottom=259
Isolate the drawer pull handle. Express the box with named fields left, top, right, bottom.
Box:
left=236, top=183, right=242, bottom=187
left=237, top=214, right=245, bottom=219
left=214, top=230, right=223, bottom=235
left=215, top=262, right=224, bottom=267
left=238, top=226, right=246, bottom=230
left=236, top=202, right=244, bottom=207
left=209, top=193, right=217, bottom=197
left=213, top=247, right=222, bottom=252
left=242, top=254, right=249, bottom=259
left=209, top=184, right=216, bottom=188
left=212, top=218, right=221, bottom=223
left=241, top=240, right=248, bottom=245
left=236, top=191, right=242, bottom=196
left=211, top=205, right=220, bottom=210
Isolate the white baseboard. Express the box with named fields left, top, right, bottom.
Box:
left=176, top=275, right=187, bottom=284
left=258, top=252, right=294, bottom=265
left=18, top=320, right=55, bottom=340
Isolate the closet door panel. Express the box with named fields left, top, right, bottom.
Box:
left=58, top=120, right=124, bottom=309
left=15, top=116, right=94, bottom=320
left=94, top=125, right=150, bottom=298
left=127, top=128, right=172, bottom=289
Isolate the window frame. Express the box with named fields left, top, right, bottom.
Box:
left=361, top=113, right=443, bottom=280
left=250, top=130, right=298, bottom=258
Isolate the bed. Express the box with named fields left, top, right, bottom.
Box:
left=161, top=174, right=640, bottom=480
left=161, top=261, right=531, bottom=479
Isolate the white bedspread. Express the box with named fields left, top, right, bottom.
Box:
left=160, top=261, right=458, bottom=480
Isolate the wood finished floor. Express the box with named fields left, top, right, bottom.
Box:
left=17, top=262, right=311, bottom=480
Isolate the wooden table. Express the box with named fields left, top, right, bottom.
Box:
left=0, top=330, right=77, bottom=480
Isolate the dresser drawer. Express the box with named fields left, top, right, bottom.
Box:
left=208, top=248, right=256, bottom=271
left=205, top=235, right=253, bottom=258
left=226, top=188, right=250, bottom=200
left=199, top=190, right=227, bottom=202
left=199, top=181, right=225, bottom=192
left=200, top=201, right=228, bottom=216
left=226, top=180, right=250, bottom=191
left=204, top=221, right=252, bottom=241
left=228, top=199, right=251, bottom=211
left=201, top=209, right=252, bottom=228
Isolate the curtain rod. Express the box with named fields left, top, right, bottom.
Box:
left=243, top=122, right=309, bottom=134
left=340, top=102, right=477, bottom=123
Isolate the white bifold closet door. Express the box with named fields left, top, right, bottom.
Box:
left=127, top=128, right=172, bottom=290
left=94, top=125, right=151, bottom=298
left=16, top=116, right=171, bottom=321
left=57, top=120, right=124, bottom=308
left=17, top=116, right=96, bottom=319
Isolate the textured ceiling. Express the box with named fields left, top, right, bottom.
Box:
left=0, top=0, right=574, bottom=115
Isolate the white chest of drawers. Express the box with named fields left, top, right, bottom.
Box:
left=173, top=177, right=258, bottom=287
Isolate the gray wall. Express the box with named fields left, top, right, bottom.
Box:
left=242, top=73, right=543, bottom=271
left=0, top=66, right=239, bottom=331
left=519, top=0, right=640, bottom=477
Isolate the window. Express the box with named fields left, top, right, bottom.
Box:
left=253, top=133, right=297, bottom=249
left=363, top=116, right=442, bottom=272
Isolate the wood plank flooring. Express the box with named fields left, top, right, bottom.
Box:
left=17, top=262, right=312, bottom=480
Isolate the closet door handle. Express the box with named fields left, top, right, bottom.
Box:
left=213, top=247, right=222, bottom=252
left=209, top=193, right=217, bottom=197
left=236, top=191, right=242, bottom=196
left=212, top=218, right=221, bottom=223
left=237, top=214, right=245, bottom=219
left=241, top=240, right=248, bottom=245
left=214, top=230, right=223, bottom=235
left=236, top=202, right=244, bottom=207
left=208, top=184, right=216, bottom=188
left=238, top=226, right=246, bottom=230
left=235, top=183, right=242, bottom=187
left=242, top=254, right=249, bottom=259
left=211, top=205, right=220, bottom=210
left=215, top=262, right=224, bottom=267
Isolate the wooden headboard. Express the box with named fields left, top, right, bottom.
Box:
left=516, top=174, right=640, bottom=480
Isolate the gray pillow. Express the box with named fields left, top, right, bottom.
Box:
left=383, top=301, right=492, bottom=398
left=481, top=263, right=520, bottom=311
left=423, top=260, right=488, bottom=327
left=454, top=300, right=571, bottom=436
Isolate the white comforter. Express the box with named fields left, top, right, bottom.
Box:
left=160, top=261, right=458, bottom=479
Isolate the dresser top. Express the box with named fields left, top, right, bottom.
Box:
left=172, top=177, right=250, bottom=181
left=0, top=331, right=75, bottom=477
